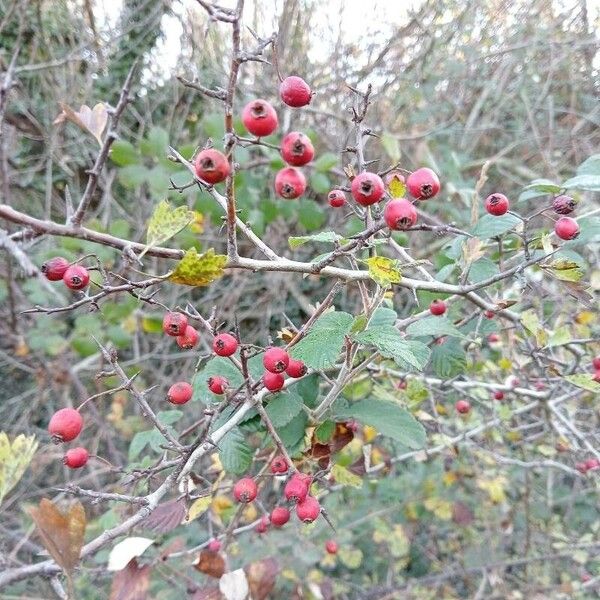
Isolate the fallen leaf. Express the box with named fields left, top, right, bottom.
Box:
left=107, top=537, right=154, bottom=572
left=109, top=558, right=151, bottom=600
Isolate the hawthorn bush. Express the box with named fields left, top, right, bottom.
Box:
left=0, top=1, right=599, bottom=599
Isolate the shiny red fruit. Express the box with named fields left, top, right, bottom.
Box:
left=585, top=458, right=600, bottom=471
left=284, top=473, right=311, bottom=502
left=554, top=217, right=580, bottom=240
left=49, top=408, right=83, bottom=443
left=208, top=376, right=228, bottom=395
left=270, top=506, right=290, bottom=527
left=167, top=382, right=193, bottom=405
left=296, top=495, right=320, bottom=523
left=279, top=76, right=312, bottom=107
left=207, top=538, right=221, bottom=552
left=233, top=477, right=258, bottom=503
left=493, top=390, right=505, bottom=401
left=484, top=310, right=495, bottom=319
left=63, top=447, right=89, bottom=469
left=593, top=356, right=600, bottom=370
left=406, top=167, right=440, bottom=200
left=271, top=455, right=289, bottom=474
left=263, top=347, right=290, bottom=373
left=42, top=257, right=70, bottom=281
left=163, top=312, right=188, bottom=337
left=213, top=333, right=238, bottom=357
left=351, top=172, right=385, bottom=206
left=263, top=371, right=285, bottom=392
left=429, top=299, right=447, bottom=316
left=194, top=148, right=230, bottom=184
left=176, top=325, right=199, bottom=349
left=275, top=167, right=306, bottom=199
left=325, top=540, right=338, bottom=554
left=552, top=195, right=576, bottom=215
left=242, top=99, right=278, bottom=137
left=281, top=132, right=314, bottom=166
left=455, top=400, right=471, bottom=414
left=383, top=198, right=417, bottom=230
left=63, top=265, right=90, bottom=290
left=485, top=193, right=510, bottom=216
left=328, top=189, right=346, bottom=207
left=286, top=358, right=307, bottom=378
left=488, top=333, right=501, bottom=344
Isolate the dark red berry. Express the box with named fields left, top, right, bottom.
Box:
left=281, top=132, right=314, bottom=166
left=429, top=299, right=447, bottom=316
left=383, top=198, right=417, bottom=230
left=41, top=257, right=70, bottom=281
left=488, top=333, right=501, bottom=344
left=325, top=540, right=338, bottom=554
left=485, top=193, right=510, bottom=216
left=351, top=172, right=385, bottom=206
left=484, top=310, right=495, bottom=319
left=263, top=347, right=290, bottom=373
left=296, top=495, right=320, bottom=523
left=207, top=538, right=221, bottom=552
left=286, top=359, right=307, bottom=378
left=49, top=408, right=83, bottom=443
left=554, top=217, right=580, bottom=240
left=594, top=370, right=600, bottom=383
left=63, top=447, right=89, bottom=469
left=233, top=477, right=257, bottom=503
left=255, top=515, right=270, bottom=534
left=270, top=506, right=290, bottom=527
left=455, top=400, right=471, bottom=414
left=284, top=473, right=311, bottom=503
left=552, top=195, right=576, bottom=215
left=271, top=455, right=289, bottom=474
left=208, top=376, right=228, bottom=395
left=493, top=390, right=505, bottom=401
left=328, top=189, right=346, bottom=208
left=593, top=356, right=600, bottom=370
left=279, top=76, right=312, bottom=108
left=194, top=148, right=230, bottom=184
left=163, top=312, right=188, bottom=337
left=167, top=382, right=193, bottom=405
left=275, top=167, right=306, bottom=199
left=213, top=333, right=238, bottom=357
left=406, top=168, right=440, bottom=200
left=63, top=265, right=90, bottom=290
left=242, top=99, right=278, bottom=137
left=263, top=371, right=285, bottom=392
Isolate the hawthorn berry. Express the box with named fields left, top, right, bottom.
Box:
left=63, top=447, right=89, bottom=469
left=535, top=381, right=546, bottom=391
left=279, top=75, right=312, bottom=107
left=162, top=312, right=188, bottom=337
left=484, top=193, right=510, bottom=216
left=275, top=167, right=307, bottom=199
left=284, top=473, right=311, bottom=503
left=554, top=216, right=580, bottom=240
left=328, top=189, right=346, bottom=207
left=255, top=515, right=270, bottom=534
left=242, top=99, right=278, bottom=137
left=63, top=265, right=90, bottom=290
left=176, top=325, right=199, bottom=349
left=271, top=455, right=289, bottom=474
left=484, top=310, right=495, bottom=319
left=207, top=539, right=221, bottom=552
left=351, top=172, right=385, bottom=206
left=325, top=540, right=339, bottom=554
left=263, top=347, right=290, bottom=373
left=208, top=376, right=228, bottom=395
left=213, top=333, right=238, bottom=357
left=505, top=376, right=520, bottom=388
left=383, top=198, right=417, bottom=230
left=167, top=382, right=193, bottom=405
left=41, top=257, right=70, bottom=281
left=593, top=356, right=600, bottom=370
left=48, top=408, right=83, bottom=443
left=233, top=477, right=258, bottom=503
left=455, top=400, right=471, bottom=414
left=194, top=148, right=230, bottom=184
left=296, top=495, right=320, bottom=523
left=429, top=299, right=447, bottom=316
left=263, top=371, right=285, bottom=392
left=575, top=462, right=588, bottom=474
left=552, top=194, right=576, bottom=215
left=493, top=390, right=505, bottom=401
left=585, top=458, right=600, bottom=471
left=488, top=333, right=501, bottom=344
left=286, top=358, right=307, bottom=378
left=270, top=506, right=290, bottom=527
left=406, top=167, right=440, bottom=200
left=281, top=132, right=314, bottom=166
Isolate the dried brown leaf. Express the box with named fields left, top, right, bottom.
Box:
left=194, top=550, right=226, bottom=578
left=244, top=557, right=278, bottom=600
left=54, top=102, right=108, bottom=145
left=141, top=498, right=186, bottom=534
left=109, top=558, right=151, bottom=600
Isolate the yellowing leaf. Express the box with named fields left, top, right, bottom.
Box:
left=387, top=173, right=406, bottom=198
left=242, top=503, right=258, bottom=523
left=186, top=496, right=212, bottom=523
left=331, top=464, right=363, bottom=488
left=424, top=497, right=453, bottom=520
left=542, top=259, right=584, bottom=282
left=338, top=547, right=363, bottom=569
left=54, top=102, right=108, bottom=145
left=498, top=357, right=512, bottom=370
left=212, top=495, right=233, bottom=516
left=564, top=374, right=600, bottom=393
left=146, top=200, right=194, bottom=250
left=189, top=211, right=205, bottom=234
left=169, top=248, right=227, bottom=286
left=365, top=256, right=402, bottom=287
left=520, top=309, right=548, bottom=346
left=363, top=425, right=377, bottom=443
left=477, top=476, right=507, bottom=503
left=575, top=311, right=595, bottom=325
left=0, top=433, right=38, bottom=506
left=442, top=471, right=457, bottom=486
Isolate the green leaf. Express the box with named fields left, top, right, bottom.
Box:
left=313, top=152, right=338, bottom=172
left=169, top=248, right=227, bottom=286
left=430, top=338, right=466, bottom=377
left=406, top=316, right=466, bottom=339
left=118, top=165, right=148, bottom=189
left=353, top=326, right=426, bottom=371
left=146, top=200, right=194, bottom=248
left=309, top=172, right=330, bottom=194
left=157, top=410, right=183, bottom=426
left=520, top=309, right=548, bottom=346
left=471, top=214, right=521, bottom=238
left=110, top=140, right=139, bottom=166
left=288, top=231, right=344, bottom=249
left=141, top=126, right=169, bottom=158
left=576, top=154, right=600, bottom=177
left=365, top=256, right=402, bottom=287
left=564, top=374, right=600, bottom=393
left=369, top=307, right=398, bottom=328
left=381, top=132, right=401, bottom=163
left=315, top=420, right=335, bottom=443
left=275, top=411, right=308, bottom=453
left=330, top=464, right=363, bottom=488
left=290, top=311, right=353, bottom=369
left=468, top=257, right=499, bottom=283
left=336, top=399, right=426, bottom=449
left=298, top=200, right=327, bottom=231
left=522, top=179, right=562, bottom=194
left=265, top=390, right=304, bottom=427
left=219, top=428, right=252, bottom=474
left=562, top=174, right=600, bottom=192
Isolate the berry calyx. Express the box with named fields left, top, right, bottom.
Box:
left=554, top=217, right=580, bottom=240
left=383, top=198, right=417, bottom=230
left=284, top=473, right=311, bottom=503
left=351, top=172, right=385, bottom=206
left=270, top=506, right=290, bottom=527
left=286, top=358, right=307, bottom=378
left=163, top=312, right=188, bottom=337
left=194, top=148, right=230, bottom=184
left=455, top=400, right=471, bottom=414
left=271, top=455, right=288, bottom=474
left=552, top=194, right=576, bottom=215
left=484, top=193, right=510, bottom=216
left=429, top=299, right=447, bottom=316
left=263, top=347, right=290, bottom=373
left=255, top=515, right=270, bottom=534
left=328, top=189, right=346, bottom=208
left=592, top=356, right=600, bottom=370
left=325, top=540, right=338, bottom=554
left=207, top=539, right=221, bottom=552
left=263, top=371, right=285, bottom=392
left=241, top=99, right=278, bottom=137
left=233, top=477, right=258, bottom=503
left=49, top=408, right=83, bottom=443
left=208, top=376, right=228, bottom=395
left=493, top=390, right=505, bottom=401
left=167, top=382, right=193, bottom=405
left=406, top=167, right=440, bottom=200
left=296, top=495, right=320, bottom=523
left=213, top=333, right=238, bottom=357
left=281, top=132, right=314, bottom=166
left=176, top=325, right=199, bottom=349
left=63, top=447, right=89, bottom=469
left=41, top=257, right=70, bottom=281
left=279, top=76, right=312, bottom=108
left=63, top=265, right=90, bottom=290
left=275, top=167, right=307, bottom=199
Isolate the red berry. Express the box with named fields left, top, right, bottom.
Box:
left=213, top=333, right=238, bottom=357
left=455, top=400, right=471, bottom=414
left=325, top=540, right=338, bottom=554
left=281, top=132, right=314, bottom=166
left=194, top=148, right=230, bottom=184
left=167, top=382, right=193, bottom=405
left=176, top=325, right=199, bottom=349
left=207, top=538, right=221, bottom=552
left=233, top=477, right=257, bottom=503
left=593, top=356, right=600, bottom=370
left=63, top=447, right=89, bottom=469
left=552, top=195, right=576, bottom=215
left=406, top=168, right=440, bottom=200
left=593, top=370, right=600, bottom=383
left=346, top=419, right=359, bottom=432
left=49, top=408, right=83, bottom=443
left=279, top=76, right=312, bottom=108
left=41, top=257, right=70, bottom=281
left=286, top=358, right=307, bottom=378
left=383, top=198, right=417, bottom=230
left=484, top=310, right=495, bottom=319
left=263, top=347, right=290, bottom=373
left=275, top=167, right=306, bottom=199
left=270, top=506, right=290, bottom=527
left=535, top=381, right=546, bottom=391
left=255, top=515, right=270, bottom=534
left=296, top=495, right=320, bottom=523
left=284, top=473, right=311, bottom=503
left=242, top=99, right=278, bottom=137
left=351, top=172, right=385, bottom=206
left=208, top=376, right=228, bottom=395
left=263, top=371, right=285, bottom=392
left=429, top=299, right=447, bottom=316
left=163, top=312, right=188, bottom=337
left=271, top=455, right=289, bottom=474
left=493, top=390, right=505, bottom=401
left=575, top=462, right=588, bottom=474
left=554, top=216, right=580, bottom=240
left=488, top=333, right=500, bottom=344
left=506, top=376, right=520, bottom=388
left=484, top=193, right=510, bottom=216
left=585, top=458, right=600, bottom=471
left=327, top=189, right=346, bottom=208
left=63, top=265, right=90, bottom=290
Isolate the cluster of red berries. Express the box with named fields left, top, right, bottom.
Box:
left=42, top=257, right=90, bottom=290
left=163, top=311, right=200, bottom=350
left=47, top=407, right=89, bottom=468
